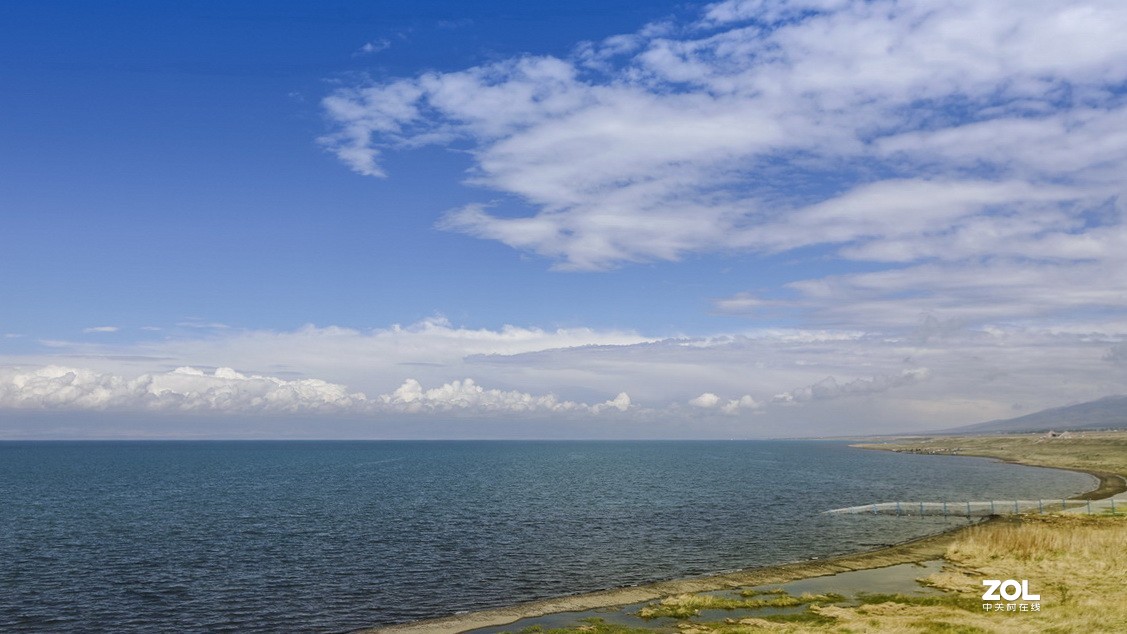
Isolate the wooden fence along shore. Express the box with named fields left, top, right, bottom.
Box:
left=825, top=496, right=1123, bottom=517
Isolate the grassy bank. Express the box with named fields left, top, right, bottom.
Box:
left=367, top=432, right=1127, bottom=634
left=484, top=515, right=1126, bottom=634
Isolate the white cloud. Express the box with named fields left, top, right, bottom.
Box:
left=596, top=392, right=632, bottom=413
left=772, top=368, right=932, bottom=403
left=720, top=395, right=759, bottom=415
left=699, top=0, right=852, bottom=26
left=83, top=326, right=119, bottom=333
left=176, top=321, right=231, bottom=330
left=777, top=254, right=1127, bottom=329
left=378, top=377, right=631, bottom=414
left=355, top=39, right=391, bottom=55
left=160, top=318, right=652, bottom=393
left=0, top=365, right=635, bottom=417
left=322, top=0, right=1127, bottom=274
left=315, top=0, right=1127, bottom=346
left=3, top=316, right=1126, bottom=435
left=689, top=392, right=720, bottom=408
left=0, top=318, right=655, bottom=413
left=0, top=366, right=364, bottom=413
left=690, top=391, right=759, bottom=414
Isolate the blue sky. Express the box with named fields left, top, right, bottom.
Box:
left=3, top=1, right=1127, bottom=438
left=0, top=0, right=721, bottom=337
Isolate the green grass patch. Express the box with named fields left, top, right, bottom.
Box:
left=738, top=587, right=789, bottom=597
left=754, top=611, right=838, bottom=625
left=908, top=619, right=990, bottom=633
left=638, top=591, right=845, bottom=619
left=513, top=617, right=657, bottom=634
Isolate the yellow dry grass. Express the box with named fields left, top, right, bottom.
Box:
left=805, top=514, right=1127, bottom=633
left=645, top=515, right=1127, bottom=633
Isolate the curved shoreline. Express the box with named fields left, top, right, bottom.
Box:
left=358, top=528, right=965, bottom=634
left=864, top=441, right=1126, bottom=500
left=357, top=447, right=1121, bottom=634
left=974, top=460, right=1124, bottom=500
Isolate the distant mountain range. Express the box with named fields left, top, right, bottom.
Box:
left=942, top=395, right=1127, bottom=434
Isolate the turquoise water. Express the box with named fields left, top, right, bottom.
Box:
left=0, top=440, right=1094, bottom=632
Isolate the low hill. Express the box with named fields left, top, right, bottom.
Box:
left=943, top=395, right=1127, bottom=434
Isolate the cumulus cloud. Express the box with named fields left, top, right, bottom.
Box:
left=599, top=392, right=632, bottom=413
left=0, top=365, right=634, bottom=417
left=690, top=391, right=759, bottom=414
left=378, top=377, right=630, bottom=414
left=689, top=392, right=721, bottom=408
left=0, top=366, right=365, bottom=413
left=720, top=395, right=759, bottom=415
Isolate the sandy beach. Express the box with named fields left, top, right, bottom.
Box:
left=359, top=431, right=1127, bottom=634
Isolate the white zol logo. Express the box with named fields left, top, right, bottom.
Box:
left=982, top=579, right=1040, bottom=601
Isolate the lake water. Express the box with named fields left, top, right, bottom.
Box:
left=0, top=440, right=1095, bottom=632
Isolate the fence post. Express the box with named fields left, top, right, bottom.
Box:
left=896, top=501, right=901, bottom=516
left=1112, top=498, right=1117, bottom=515
left=920, top=501, right=924, bottom=515
left=1088, top=499, right=1092, bottom=514
left=1039, top=499, right=1043, bottom=514
left=990, top=500, right=995, bottom=515
left=943, top=501, right=947, bottom=517
left=1014, top=500, right=1019, bottom=514
left=966, top=501, right=971, bottom=517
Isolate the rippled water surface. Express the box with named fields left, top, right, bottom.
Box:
left=0, top=440, right=1094, bottom=632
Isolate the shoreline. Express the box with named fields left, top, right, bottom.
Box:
left=360, top=528, right=964, bottom=634
left=880, top=454, right=1127, bottom=501
left=359, top=440, right=1120, bottom=634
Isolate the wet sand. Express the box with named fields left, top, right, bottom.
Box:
left=356, top=443, right=1121, bottom=634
